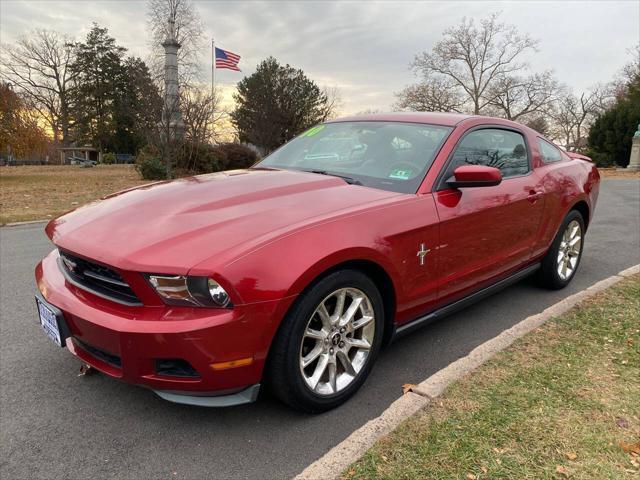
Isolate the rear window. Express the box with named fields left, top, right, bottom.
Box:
left=538, top=138, right=563, bottom=163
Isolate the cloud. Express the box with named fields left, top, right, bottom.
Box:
left=1, top=0, right=638, bottom=114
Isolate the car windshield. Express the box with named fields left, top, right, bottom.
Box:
left=255, top=121, right=453, bottom=193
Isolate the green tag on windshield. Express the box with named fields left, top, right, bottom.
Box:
left=303, top=125, right=325, bottom=137
left=389, top=168, right=412, bottom=180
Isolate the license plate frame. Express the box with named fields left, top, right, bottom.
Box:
left=35, top=294, right=69, bottom=348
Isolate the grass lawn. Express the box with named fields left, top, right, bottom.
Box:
left=344, top=275, right=640, bottom=480
left=598, top=168, right=640, bottom=178
left=0, top=165, right=147, bottom=225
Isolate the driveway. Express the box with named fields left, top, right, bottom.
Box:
left=1, top=179, right=638, bottom=480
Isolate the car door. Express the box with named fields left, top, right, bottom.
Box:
left=433, top=126, right=545, bottom=305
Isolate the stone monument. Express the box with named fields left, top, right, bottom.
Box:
left=627, top=123, right=640, bottom=171
left=162, top=17, right=185, bottom=139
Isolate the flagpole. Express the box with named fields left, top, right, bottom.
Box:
left=211, top=38, right=215, bottom=98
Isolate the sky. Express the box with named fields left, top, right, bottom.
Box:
left=1, top=0, right=639, bottom=115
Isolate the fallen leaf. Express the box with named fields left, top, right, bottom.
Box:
left=620, top=441, right=640, bottom=455
left=616, top=417, right=630, bottom=428
left=556, top=465, right=570, bottom=477
left=481, top=466, right=488, bottom=473
left=565, top=452, right=578, bottom=461
left=466, top=474, right=476, bottom=480
left=402, top=383, right=415, bottom=394
left=78, top=363, right=94, bottom=376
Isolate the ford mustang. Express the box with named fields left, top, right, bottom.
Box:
left=35, top=113, right=600, bottom=412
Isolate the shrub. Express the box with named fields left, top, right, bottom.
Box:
left=584, top=149, right=614, bottom=168
left=214, top=143, right=259, bottom=170
left=135, top=150, right=167, bottom=180
left=176, top=143, right=224, bottom=174
left=102, top=152, right=116, bottom=164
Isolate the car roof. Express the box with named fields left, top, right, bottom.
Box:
left=328, top=112, right=523, bottom=129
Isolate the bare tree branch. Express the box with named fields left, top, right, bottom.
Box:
left=395, top=76, right=466, bottom=113
left=320, top=85, right=343, bottom=121
left=487, top=70, right=559, bottom=121
left=0, top=29, right=77, bottom=144
left=180, top=84, right=226, bottom=145
left=146, top=0, right=204, bottom=87
left=411, top=12, right=538, bottom=114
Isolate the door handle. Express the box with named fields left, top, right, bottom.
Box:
left=527, top=190, right=542, bottom=203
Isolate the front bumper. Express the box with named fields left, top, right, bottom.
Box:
left=35, top=249, right=290, bottom=405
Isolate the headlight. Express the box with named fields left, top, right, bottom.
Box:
left=147, top=275, right=232, bottom=308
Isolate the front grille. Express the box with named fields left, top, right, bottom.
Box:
left=74, top=338, right=122, bottom=368
left=58, top=250, right=142, bottom=306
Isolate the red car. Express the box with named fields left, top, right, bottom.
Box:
left=35, top=113, right=599, bottom=412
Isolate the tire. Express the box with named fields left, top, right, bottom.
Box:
left=537, top=210, right=585, bottom=290
left=266, top=269, right=384, bottom=413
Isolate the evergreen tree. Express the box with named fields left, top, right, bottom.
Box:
left=70, top=24, right=160, bottom=153
left=231, top=57, right=330, bottom=153
left=588, top=73, right=640, bottom=167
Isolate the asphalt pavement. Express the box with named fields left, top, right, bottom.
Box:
left=1, top=179, right=639, bottom=480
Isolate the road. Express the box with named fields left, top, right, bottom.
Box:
left=1, top=179, right=639, bottom=480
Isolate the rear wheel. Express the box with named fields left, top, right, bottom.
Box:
left=267, top=270, right=384, bottom=413
left=537, top=210, right=585, bottom=289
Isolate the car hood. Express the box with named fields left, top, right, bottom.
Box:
left=46, top=169, right=401, bottom=274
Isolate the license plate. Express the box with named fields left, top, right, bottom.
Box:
left=36, top=296, right=65, bottom=347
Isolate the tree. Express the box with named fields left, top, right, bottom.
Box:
left=588, top=71, right=640, bottom=167
left=231, top=57, right=331, bottom=153
left=320, top=85, right=343, bottom=120
left=70, top=25, right=161, bottom=153
left=395, top=77, right=466, bottom=112
left=549, top=88, right=610, bottom=151
left=524, top=116, right=550, bottom=136
left=111, top=57, right=162, bottom=153
left=0, top=29, right=77, bottom=145
left=0, top=82, right=51, bottom=161
left=486, top=71, right=559, bottom=121
left=180, top=85, right=225, bottom=145
left=70, top=24, right=126, bottom=150
left=410, top=13, right=537, bottom=114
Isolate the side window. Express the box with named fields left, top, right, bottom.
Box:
left=538, top=138, right=563, bottom=163
left=444, top=128, right=530, bottom=181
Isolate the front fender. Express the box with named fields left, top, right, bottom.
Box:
left=214, top=222, right=404, bottom=305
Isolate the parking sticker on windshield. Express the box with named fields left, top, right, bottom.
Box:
left=389, top=168, right=412, bottom=180
left=303, top=125, right=325, bottom=137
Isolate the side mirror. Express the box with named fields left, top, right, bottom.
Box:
left=447, top=165, right=502, bottom=188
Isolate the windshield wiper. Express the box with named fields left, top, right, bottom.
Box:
left=305, top=169, right=362, bottom=185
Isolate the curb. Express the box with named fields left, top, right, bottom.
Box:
left=294, top=264, right=640, bottom=480
left=2, top=219, right=48, bottom=228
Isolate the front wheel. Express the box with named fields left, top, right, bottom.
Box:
left=267, top=270, right=384, bottom=413
left=537, top=210, right=585, bottom=289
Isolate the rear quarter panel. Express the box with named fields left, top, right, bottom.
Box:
left=531, top=150, right=600, bottom=260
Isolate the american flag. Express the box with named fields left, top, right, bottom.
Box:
left=215, top=47, right=241, bottom=71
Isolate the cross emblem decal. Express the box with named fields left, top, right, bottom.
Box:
left=417, top=243, right=430, bottom=266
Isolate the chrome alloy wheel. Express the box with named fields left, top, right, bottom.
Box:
left=557, top=219, right=582, bottom=281
left=299, top=288, right=376, bottom=396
